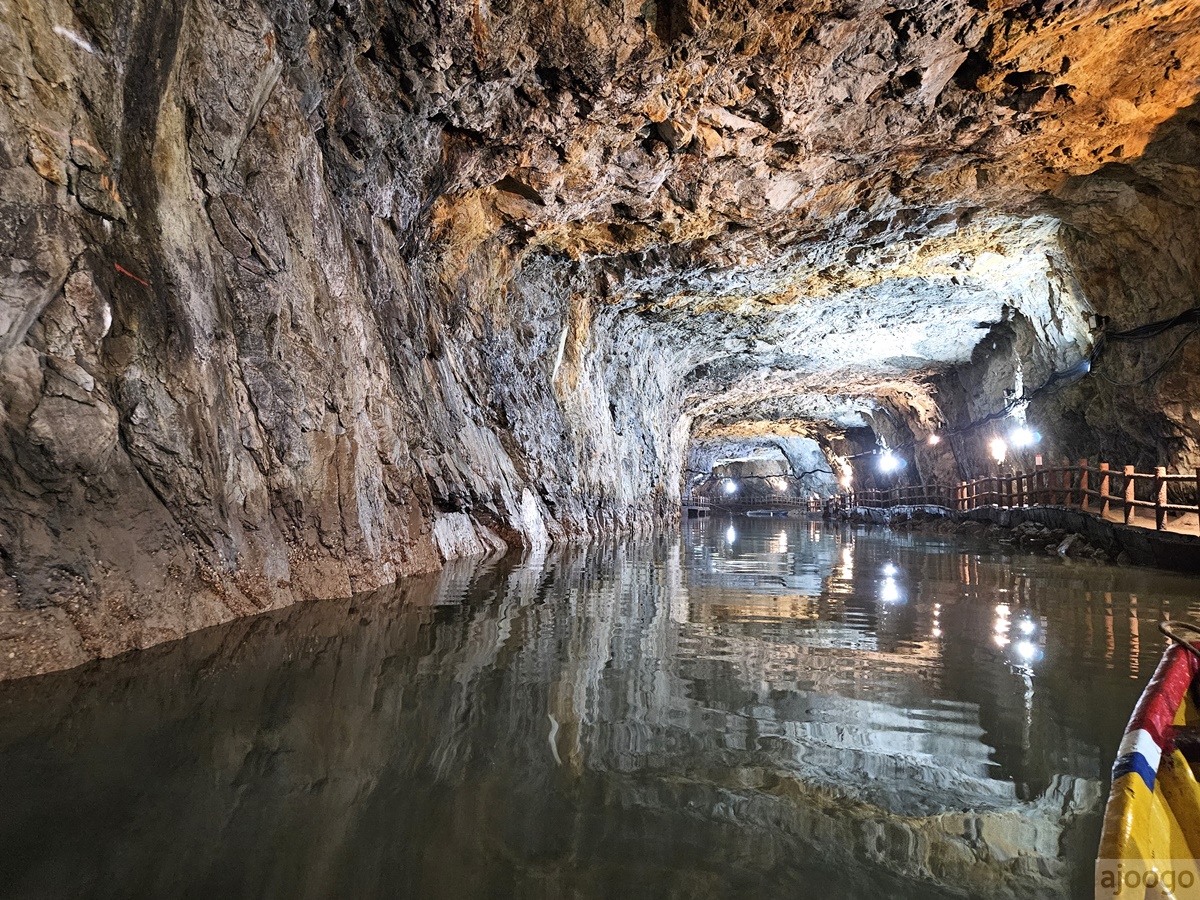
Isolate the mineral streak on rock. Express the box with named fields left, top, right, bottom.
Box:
left=1, top=0, right=1199, bottom=677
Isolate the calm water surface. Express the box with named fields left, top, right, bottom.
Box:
left=2, top=517, right=1198, bottom=900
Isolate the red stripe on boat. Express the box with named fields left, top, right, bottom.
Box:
left=1127, top=643, right=1200, bottom=749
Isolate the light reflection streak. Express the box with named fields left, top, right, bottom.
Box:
left=1130, top=594, right=1139, bottom=678
left=880, top=577, right=902, bottom=604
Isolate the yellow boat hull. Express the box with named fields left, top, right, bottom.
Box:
left=1098, top=642, right=1200, bottom=898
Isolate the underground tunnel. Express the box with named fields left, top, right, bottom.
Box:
left=2, top=0, right=1200, bottom=897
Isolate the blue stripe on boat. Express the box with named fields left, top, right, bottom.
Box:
left=1113, top=751, right=1157, bottom=792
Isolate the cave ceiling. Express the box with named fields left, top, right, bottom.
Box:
left=414, top=0, right=1200, bottom=438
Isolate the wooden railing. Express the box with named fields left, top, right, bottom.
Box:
left=845, top=484, right=957, bottom=510
left=951, top=459, right=1200, bottom=531
left=685, top=459, right=1200, bottom=532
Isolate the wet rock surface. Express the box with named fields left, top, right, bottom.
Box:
left=1, top=0, right=1199, bottom=676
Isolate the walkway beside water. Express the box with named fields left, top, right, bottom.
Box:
left=845, top=502, right=1200, bottom=575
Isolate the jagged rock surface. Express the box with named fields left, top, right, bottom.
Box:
left=1, top=0, right=1199, bottom=677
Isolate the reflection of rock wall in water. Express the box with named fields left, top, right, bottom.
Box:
left=0, top=534, right=1107, bottom=899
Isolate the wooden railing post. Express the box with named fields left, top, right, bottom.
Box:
left=1079, top=459, right=1089, bottom=511
left=1156, top=467, right=1167, bottom=531
left=1063, top=458, right=1074, bottom=508
left=1100, top=463, right=1110, bottom=517
left=1035, top=459, right=1044, bottom=505
left=1124, top=465, right=1136, bottom=526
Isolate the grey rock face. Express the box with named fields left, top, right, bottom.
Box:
left=1, top=0, right=1198, bottom=677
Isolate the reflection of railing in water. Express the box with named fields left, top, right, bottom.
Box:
left=686, top=459, right=1200, bottom=533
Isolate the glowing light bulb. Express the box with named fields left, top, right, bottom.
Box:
left=1016, top=640, right=1037, bottom=661
left=879, top=451, right=900, bottom=473
left=928, top=434, right=941, bottom=445
left=1011, top=427, right=1036, bottom=448
left=724, top=480, right=738, bottom=494
left=990, top=438, right=1007, bottom=464
left=1019, top=619, right=1035, bottom=635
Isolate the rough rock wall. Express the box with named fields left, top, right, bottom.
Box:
left=0, top=0, right=686, bottom=678
left=686, top=435, right=839, bottom=499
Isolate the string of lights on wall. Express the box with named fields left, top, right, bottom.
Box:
left=692, top=307, right=1200, bottom=494
left=856, top=306, right=1200, bottom=474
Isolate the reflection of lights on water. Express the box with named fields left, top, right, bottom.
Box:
left=725, top=525, right=737, bottom=543
left=932, top=627, right=942, bottom=638
left=989, top=608, right=1044, bottom=668
left=883, top=563, right=898, bottom=577
left=772, top=530, right=788, bottom=554
left=842, top=548, right=853, bottom=568
left=994, top=603, right=1010, bottom=635
left=880, top=577, right=902, bottom=604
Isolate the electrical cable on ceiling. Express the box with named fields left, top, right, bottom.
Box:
left=1092, top=326, right=1200, bottom=388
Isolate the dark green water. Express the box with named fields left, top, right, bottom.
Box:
left=1, top=516, right=1197, bottom=900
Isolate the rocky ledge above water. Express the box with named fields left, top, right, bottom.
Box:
left=2, top=0, right=1199, bottom=678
